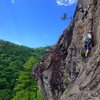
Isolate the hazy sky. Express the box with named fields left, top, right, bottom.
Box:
left=0, top=0, right=77, bottom=47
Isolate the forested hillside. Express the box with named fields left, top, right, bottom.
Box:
left=0, top=40, right=51, bottom=100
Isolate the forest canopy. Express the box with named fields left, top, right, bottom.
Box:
left=0, top=40, right=51, bottom=100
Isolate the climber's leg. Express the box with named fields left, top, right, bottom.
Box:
left=85, top=41, right=91, bottom=57
left=85, top=49, right=89, bottom=57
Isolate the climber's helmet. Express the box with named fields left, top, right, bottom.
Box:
left=88, top=30, right=92, bottom=33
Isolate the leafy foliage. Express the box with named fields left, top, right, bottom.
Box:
left=0, top=40, right=50, bottom=100
left=13, top=57, right=43, bottom=100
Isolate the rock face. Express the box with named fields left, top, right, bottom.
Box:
left=32, top=0, right=100, bottom=100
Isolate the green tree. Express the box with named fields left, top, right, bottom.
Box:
left=0, top=40, right=50, bottom=100
left=61, top=13, right=72, bottom=20
left=13, top=57, right=43, bottom=100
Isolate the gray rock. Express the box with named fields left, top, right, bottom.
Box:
left=32, top=0, right=100, bottom=100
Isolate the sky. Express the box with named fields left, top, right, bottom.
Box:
left=0, top=0, right=77, bottom=48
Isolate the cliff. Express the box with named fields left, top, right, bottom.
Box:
left=32, top=0, right=100, bottom=100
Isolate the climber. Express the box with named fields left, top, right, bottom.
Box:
left=84, top=30, right=92, bottom=57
